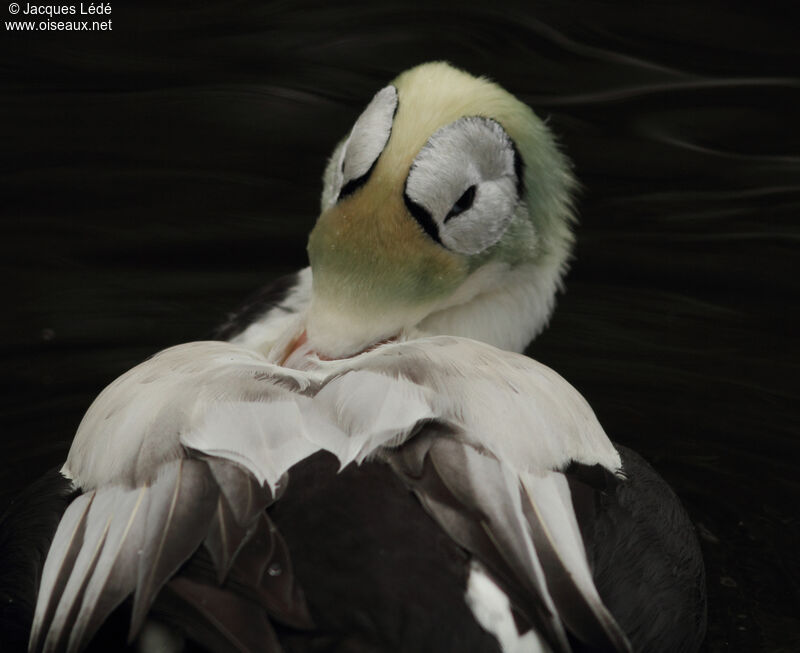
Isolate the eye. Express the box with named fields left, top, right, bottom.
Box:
left=445, top=185, right=476, bottom=222
left=404, top=116, right=521, bottom=255
left=320, top=85, right=398, bottom=209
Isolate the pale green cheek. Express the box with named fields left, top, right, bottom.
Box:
left=308, top=226, right=467, bottom=314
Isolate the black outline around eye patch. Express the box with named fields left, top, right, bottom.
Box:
left=476, top=117, right=525, bottom=201
left=338, top=168, right=371, bottom=201
left=512, top=142, right=525, bottom=199
left=403, top=193, right=443, bottom=246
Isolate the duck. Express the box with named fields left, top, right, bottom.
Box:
left=0, top=62, right=706, bottom=653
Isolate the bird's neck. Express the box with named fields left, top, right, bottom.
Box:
left=232, top=257, right=565, bottom=363
left=412, top=259, right=565, bottom=353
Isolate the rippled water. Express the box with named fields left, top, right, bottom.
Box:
left=1, top=2, right=797, bottom=650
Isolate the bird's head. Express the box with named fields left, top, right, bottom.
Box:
left=304, top=62, right=576, bottom=359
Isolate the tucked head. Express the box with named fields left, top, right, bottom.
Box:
left=305, top=62, right=576, bottom=358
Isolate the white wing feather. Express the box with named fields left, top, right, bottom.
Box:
left=29, top=493, right=94, bottom=650
left=316, top=336, right=622, bottom=474
left=43, top=489, right=119, bottom=652
left=65, top=486, right=147, bottom=652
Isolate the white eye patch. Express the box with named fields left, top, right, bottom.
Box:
left=330, top=85, right=398, bottom=202
left=404, top=117, right=521, bottom=255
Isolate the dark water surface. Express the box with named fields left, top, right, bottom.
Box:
left=1, top=1, right=798, bottom=650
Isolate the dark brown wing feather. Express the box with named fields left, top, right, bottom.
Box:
left=152, top=512, right=313, bottom=653
left=386, top=429, right=633, bottom=653
left=386, top=431, right=574, bottom=652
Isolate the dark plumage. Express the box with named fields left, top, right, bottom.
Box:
left=0, top=470, right=76, bottom=652
left=569, top=447, right=707, bottom=652
left=269, top=452, right=504, bottom=653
